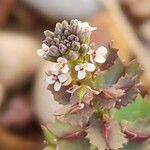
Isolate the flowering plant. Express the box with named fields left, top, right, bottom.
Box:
left=37, top=20, right=150, bottom=150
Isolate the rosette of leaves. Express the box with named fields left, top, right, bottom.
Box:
left=37, top=20, right=144, bottom=150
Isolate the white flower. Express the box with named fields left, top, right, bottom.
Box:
left=37, top=43, right=49, bottom=57
left=89, top=46, right=108, bottom=64
left=46, top=71, right=69, bottom=91
left=51, top=57, right=69, bottom=74
left=75, top=62, right=96, bottom=80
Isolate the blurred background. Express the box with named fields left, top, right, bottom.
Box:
left=0, top=0, right=149, bottom=149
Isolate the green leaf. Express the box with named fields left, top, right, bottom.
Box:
left=46, top=120, right=79, bottom=138
left=122, top=118, right=150, bottom=137
left=56, top=139, right=91, bottom=150
left=126, top=59, right=143, bottom=78
left=75, top=85, right=87, bottom=103
left=44, top=145, right=56, bottom=150
left=100, top=46, right=118, bottom=71
left=103, top=59, right=124, bottom=87
left=136, top=97, right=150, bottom=119
left=42, top=125, right=58, bottom=146
left=114, top=95, right=150, bottom=122
left=122, top=140, right=150, bottom=150
left=114, top=74, right=139, bottom=109
left=62, top=108, right=93, bottom=127
left=47, top=85, right=71, bottom=105
left=94, top=74, right=140, bottom=110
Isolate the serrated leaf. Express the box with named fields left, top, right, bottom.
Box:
left=114, top=74, right=139, bottom=109
left=122, top=118, right=150, bottom=141
left=47, top=85, right=71, bottom=105
left=46, top=120, right=80, bottom=138
left=70, top=85, right=87, bottom=103
left=103, top=59, right=124, bottom=87
left=126, top=59, right=143, bottom=78
left=114, top=96, right=141, bottom=122
left=86, top=118, right=127, bottom=150
left=101, top=46, right=118, bottom=71
left=69, top=85, right=97, bottom=106
left=94, top=88, right=125, bottom=110
left=94, top=74, right=139, bottom=110
left=114, top=95, right=150, bottom=122
left=62, top=129, right=87, bottom=140
left=136, top=97, right=150, bottom=119
left=122, top=139, right=150, bottom=150
left=56, top=139, right=90, bottom=150
left=62, top=108, right=93, bottom=127
left=108, top=121, right=128, bottom=149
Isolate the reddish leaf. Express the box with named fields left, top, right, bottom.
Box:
left=101, top=44, right=118, bottom=71
left=47, top=85, right=71, bottom=105
left=86, top=117, right=127, bottom=150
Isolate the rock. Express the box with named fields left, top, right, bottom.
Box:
left=0, top=31, right=40, bottom=89
left=22, top=0, right=101, bottom=20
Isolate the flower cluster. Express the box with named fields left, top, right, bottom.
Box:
left=37, top=19, right=96, bottom=61
left=38, top=19, right=108, bottom=91
left=38, top=20, right=143, bottom=150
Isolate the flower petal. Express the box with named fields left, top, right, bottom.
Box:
left=97, top=46, right=107, bottom=56
left=37, top=49, right=45, bottom=57
left=78, top=70, right=86, bottom=80
left=57, top=57, right=67, bottom=63
left=58, top=74, right=68, bottom=83
left=61, top=64, right=69, bottom=73
left=75, top=65, right=81, bottom=71
left=54, top=81, right=62, bottom=91
left=94, top=56, right=106, bottom=63
left=46, top=75, right=56, bottom=84
left=85, top=63, right=95, bottom=72
left=51, top=70, right=59, bottom=76
left=42, top=43, right=49, bottom=51
left=50, top=63, right=60, bottom=72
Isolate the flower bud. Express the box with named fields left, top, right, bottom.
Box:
left=59, top=43, right=67, bottom=54
left=80, top=44, right=90, bottom=55
left=67, top=50, right=79, bottom=60
left=49, top=45, right=61, bottom=57
left=72, top=41, right=80, bottom=51
left=44, top=30, right=54, bottom=38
